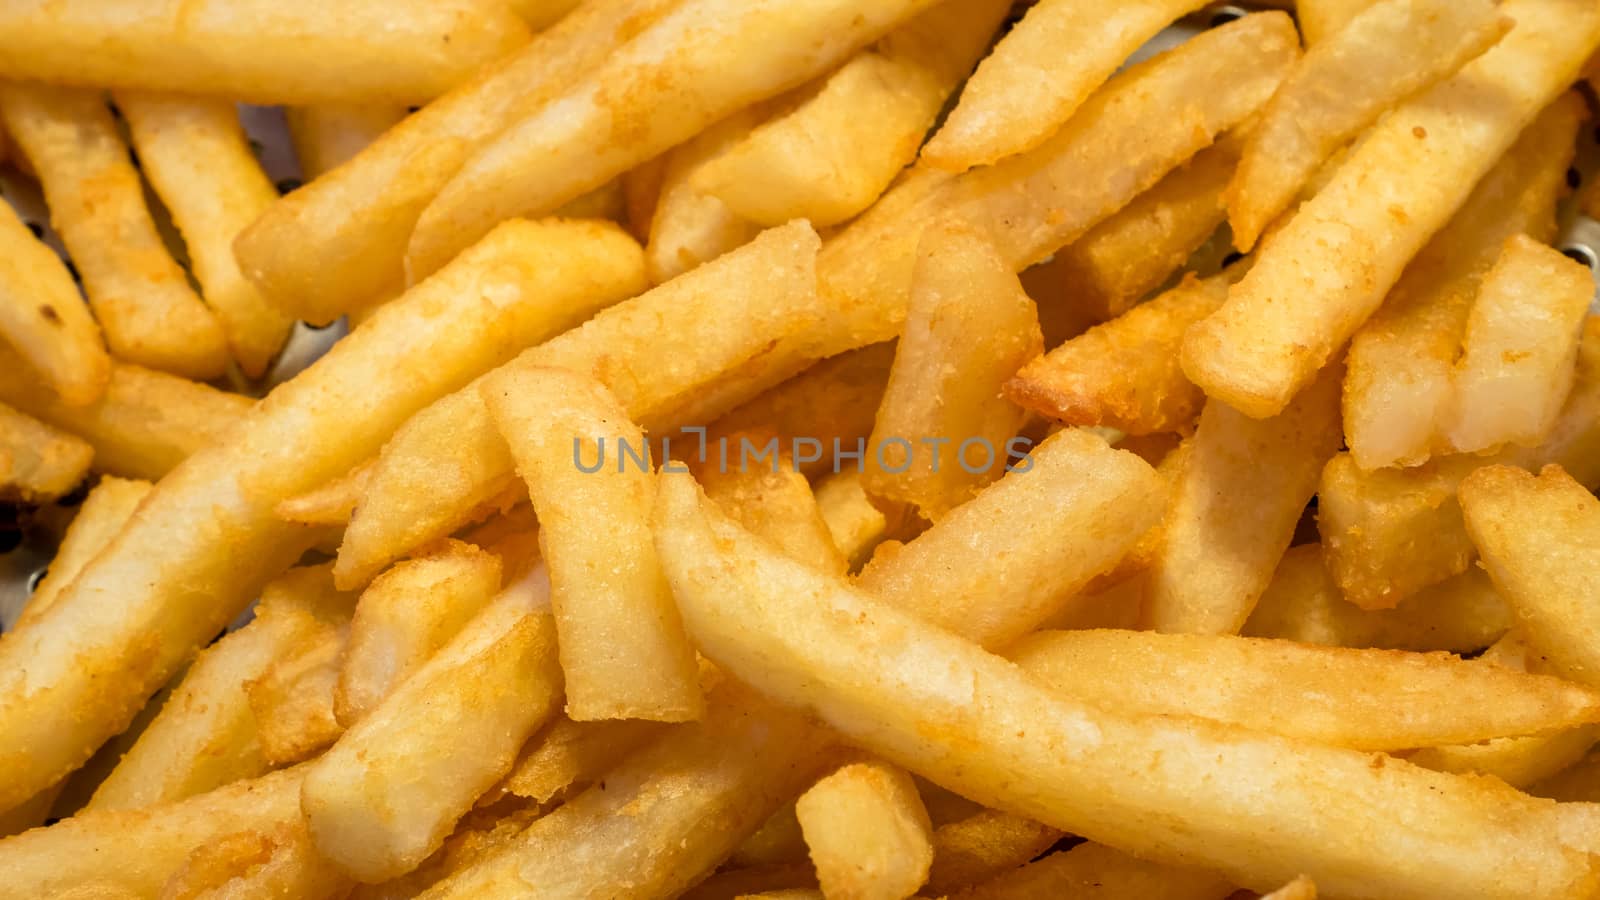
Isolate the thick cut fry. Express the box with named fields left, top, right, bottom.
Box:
left=1144, top=365, right=1343, bottom=634
left=694, top=0, right=1008, bottom=227
left=1297, top=0, right=1377, bottom=44
left=949, top=842, right=1233, bottom=900
left=0, top=195, right=108, bottom=406
left=248, top=618, right=349, bottom=767
left=287, top=105, right=410, bottom=180
left=1010, top=629, right=1600, bottom=750
left=857, top=428, right=1166, bottom=649
left=275, top=461, right=372, bottom=527
left=500, top=715, right=670, bottom=804
left=644, top=109, right=765, bottom=284
left=0, top=403, right=92, bottom=504
left=335, top=221, right=817, bottom=587
left=1005, top=274, right=1228, bottom=435
left=864, top=221, right=1042, bottom=519
left=17, top=476, right=150, bottom=629
left=335, top=540, right=503, bottom=726
left=483, top=366, right=702, bottom=721
left=160, top=820, right=351, bottom=900
left=921, top=0, right=1210, bottom=170
left=654, top=478, right=1600, bottom=900
left=1227, top=0, right=1508, bottom=252
left=1343, top=92, right=1581, bottom=469
left=0, top=0, right=528, bottom=106
left=0, top=84, right=229, bottom=380
left=235, top=0, right=680, bottom=326
left=795, top=761, right=933, bottom=900
left=1445, top=236, right=1595, bottom=453
left=926, top=810, right=1065, bottom=895
left=303, top=587, right=562, bottom=882
left=814, top=471, right=893, bottom=571
left=117, top=93, right=293, bottom=378
left=1182, top=0, right=1600, bottom=418
left=0, top=345, right=252, bottom=481
left=0, top=219, right=644, bottom=813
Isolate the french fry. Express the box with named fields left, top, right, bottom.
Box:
left=235, top=0, right=683, bottom=326
left=654, top=477, right=1600, bottom=900
left=700, top=438, right=847, bottom=575
left=0, top=218, right=645, bottom=813
left=795, top=760, right=933, bottom=900
left=1408, top=725, right=1600, bottom=790
left=0, top=345, right=253, bottom=482
left=302, top=584, right=562, bottom=882
left=0, top=84, right=230, bottom=380
left=0, top=0, right=529, bottom=106
left=499, top=715, right=671, bottom=805
left=334, top=220, right=817, bottom=588
left=925, top=809, right=1064, bottom=895
left=1444, top=236, right=1595, bottom=453
left=0, top=403, right=92, bottom=504
left=1182, top=0, right=1600, bottom=418
left=160, top=820, right=351, bottom=900
left=275, top=461, right=372, bottom=528
left=116, top=93, right=294, bottom=378
left=1297, top=0, right=1377, bottom=45
left=813, top=471, right=893, bottom=571
left=335, top=540, right=503, bottom=726
left=1226, top=0, right=1509, bottom=252
left=948, top=842, right=1233, bottom=900
left=1010, top=629, right=1600, bottom=750
left=644, top=109, right=766, bottom=284
left=732, top=804, right=808, bottom=868
left=16, top=477, right=147, bottom=627
left=0, top=192, right=109, bottom=406
left=693, top=0, right=1009, bottom=228
left=286, top=105, right=410, bottom=181
left=1342, top=92, right=1581, bottom=470
left=247, top=617, right=350, bottom=767
left=920, top=0, right=1211, bottom=171
left=483, top=366, right=702, bottom=722
left=1004, top=273, right=1229, bottom=435
left=863, top=220, right=1042, bottom=520
left=407, top=0, right=952, bottom=280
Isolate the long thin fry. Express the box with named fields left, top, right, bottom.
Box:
left=0, top=195, right=108, bottom=406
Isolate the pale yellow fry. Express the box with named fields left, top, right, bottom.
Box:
left=500, top=715, right=670, bottom=804
left=949, top=842, right=1233, bottom=900
left=0, top=219, right=644, bottom=813
left=0, top=0, right=527, bottom=106
left=0, top=195, right=108, bottom=406
left=1227, top=0, right=1508, bottom=252
left=274, top=460, right=372, bottom=527
left=236, top=0, right=682, bottom=326
left=1408, top=725, right=1600, bottom=789
left=864, top=220, right=1042, bottom=520
left=921, top=0, right=1210, bottom=171
left=813, top=471, right=891, bottom=571
left=1297, top=0, right=1377, bottom=44
left=1144, top=363, right=1343, bottom=634
left=0, top=402, right=92, bottom=504
left=484, top=366, right=702, bottom=722
left=285, top=105, right=408, bottom=181
left=1445, top=236, right=1595, bottom=453
left=644, top=107, right=766, bottom=284
left=700, top=443, right=847, bottom=575
left=694, top=0, right=1009, bottom=227
left=335, top=540, right=503, bottom=726
left=1182, top=0, right=1600, bottom=418
left=0, top=84, right=229, bottom=380
left=247, top=619, right=349, bottom=768
left=407, top=0, right=951, bottom=280
left=795, top=761, right=933, bottom=900
left=302, top=586, right=561, bottom=882
left=0, top=344, right=252, bottom=482
left=654, top=477, right=1600, bottom=900
left=1343, top=91, right=1581, bottom=470
left=16, top=478, right=147, bottom=629
left=1005, top=273, right=1228, bottom=436
left=926, top=810, right=1065, bottom=895
left=160, top=820, right=350, bottom=900
left=117, top=93, right=294, bottom=378
left=1011, top=629, right=1600, bottom=750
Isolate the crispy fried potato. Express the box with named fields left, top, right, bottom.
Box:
left=286, top=105, right=409, bottom=180
left=813, top=471, right=893, bottom=571
left=0, top=84, right=229, bottom=380
left=0, top=403, right=92, bottom=504
left=1408, top=725, right=1600, bottom=790
left=499, top=715, right=670, bottom=805
left=0, top=190, right=108, bottom=406
left=926, top=810, right=1065, bottom=895
left=948, top=842, right=1233, bottom=900
left=731, top=804, right=808, bottom=868
left=16, top=477, right=149, bottom=628
left=644, top=109, right=766, bottom=284
left=1182, top=0, right=1600, bottom=418
left=160, top=820, right=350, bottom=900
left=1297, top=0, right=1377, bottom=44
left=700, top=439, right=847, bottom=575
left=795, top=761, right=932, bottom=900
left=275, top=461, right=373, bottom=527
left=921, top=0, right=1210, bottom=171
left=248, top=619, right=350, bottom=768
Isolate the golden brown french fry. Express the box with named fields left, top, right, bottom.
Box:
left=654, top=477, right=1600, bottom=900
left=948, top=842, right=1233, bottom=900
left=1143, top=364, right=1343, bottom=634
left=1342, top=91, right=1581, bottom=470
left=1005, top=274, right=1228, bottom=435
left=483, top=366, right=702, bottom=722
left=499, top=715, right=670, bottom=805
left=1010, top=629, right=1600, bottom=750
left=0, top=0, right=528, bottom=106
left=346, top=802, right=546, bottom=899
left=15, top=478, right=147, bottom=629
left=302, top=585, right=562, bottom=882
left=0, top=84, right=229, bottom=380
left=286, top=105, right=410, bottom=181
left=335, top=540, right=503, bottom=726
left=1226, top=0, right=1508, bottom=252
left=0, top=345, right=252, bottom=482
left=1182, top=0, right=1600, bottom=418
left=700, top=440, right=847, bottom=575
left=0, top=219, right=644, bottom=813
left=116, top=93, right=294, bottom=378
left=160, top=820, right=351, bottom=900
left=1408, top=725, right=1600, bottom=790
left=0, top=193, right=108, bottom=406
left=863, top=220, right=1041, bottom=519
left=644, top=108, right=765, bottom=284
left=693, top=0, right=1008, bottom=227
left=794, top=760, right=933, bottom=900
left=926, top=810, right=1065, bottom=895
left=921, top=0, right=1210, bottom=171
left=0, top=403, right=92, bottom=504
left=334, top=220, right=817, bottom=588
left=813, top=471, right=893, bottom=571
left=407, top=0, right=955, bottom=280
left=248, top=619, right=350, bottom=768
left=275, top=460, right=372, bottom=527
left=1444, top=236, right=1595, bottom=453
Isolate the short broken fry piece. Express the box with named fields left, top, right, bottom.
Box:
left=795, top=760, right=933, bottom=900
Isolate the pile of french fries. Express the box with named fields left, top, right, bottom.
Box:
left=2, top=0, right=1600, bottom=897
